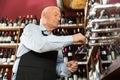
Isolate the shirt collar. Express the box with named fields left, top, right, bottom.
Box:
left=39, top=24, right=52, bottom=35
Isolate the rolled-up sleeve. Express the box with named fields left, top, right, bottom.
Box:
left=56, top=62, right=71, bottom=77
left=56, top=50, right=71, bottom=77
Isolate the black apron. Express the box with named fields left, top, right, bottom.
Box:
left=16, top=50, right=58, bottom=80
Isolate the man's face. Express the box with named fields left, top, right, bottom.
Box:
left=45, top=8, right=61, bottom=30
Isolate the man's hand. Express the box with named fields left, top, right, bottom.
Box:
left=72, top=33, right=86, bottom=44
left=66, top=60, right=78, bottom=73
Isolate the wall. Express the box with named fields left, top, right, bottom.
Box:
left=0, top=0, right=119, bottom=20
left=0, top=0, right=56, bottom=20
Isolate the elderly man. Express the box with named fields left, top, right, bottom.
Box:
left=12, top=6, right=86, bottom=80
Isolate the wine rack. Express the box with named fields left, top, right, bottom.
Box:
left=54, top=3, right=94, bottom=79
left=85, top=0, right=120, bottom=80
left=0, top=27, right=21, bottom=80
left=0, top=0, right=119, bottom=80
left=0, top=15, right=38, bottom=80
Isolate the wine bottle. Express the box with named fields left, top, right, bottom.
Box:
left=77, top=66, right=82, bottom=80
left=0, top=68, right=4, bottom=80
left=100, top=46, right=107, bottom=60
left=68, top=46, right=73, bottom=61
left=62, top=48, right=68, bottom=63
left=110, top=45, right=116, bottom=60
left=6, top=49, right=11, bottom=63
left=12, top=31, right=18, bottom=43
left=32, top=15, right=37, bottom=24
left=0, top=49, right=4, bottom=63
left=82, top=68, right=87, bottom=80
left=8, top=19, right=13, bottom=27
left=60, top=28, right=66, bottom=36
left=21, top=16, right=25, bottom=28
left=2, top=49, right=8, bottom=64
left=0, top=31, right=5, bottom=43
left=25, top=15, right=30, bottom=25
left=5, top=31, right=9, bottom=43
left=0, top=31, right=2, bottom=43
left=106, top=45, right=112, bottom=61
left=76, top=12, right=80, bottom=25
left=8, top=31, right=12, bottom=43
left=60, top=11, right=66, bottom=25
left=56, top=29, right=60, bottom=36
left=73, top=70, right=78, bottom=80
left=80, top=12, right=84, bottom=24
left=1, top=17, right=7, bottom=27
left=3, top=68, right=9, bottom=80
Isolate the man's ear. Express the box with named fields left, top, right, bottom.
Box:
left=41, top=11, right=46, bottom=19
left=42, top=12, right=48, bottom=20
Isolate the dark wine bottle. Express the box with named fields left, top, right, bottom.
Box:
left=2, top=49, right=8, bottom=64
left=0, top=68, right=4, bottom=80
left=110, top=45, right=116, bottom=60
left=62, top=48, right=68, bottom=63
left=68, top=46, right=73, bottom=61
left=100, top=46, right=107, bottom=60
left=2, top=68, right=9, bottom=80
left=0, top=49, right=4, bottom=64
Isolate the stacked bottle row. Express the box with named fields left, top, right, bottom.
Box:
left=90, top=44, right=119, bottom=79
left=0, top=31, right=19, bottom=43
left=61, top=45, right=89, bottom=80
left=101, top=9, right=120, bottom=19
left=98, top=45, right=117, bottom=61
left=0, top=15, right=38, bottom=28
left=63, top=65, right=89, bottom=80
left=0, top=67, right=12, bottom=80
left=60, top=10, right=84, bottom=25
left=52, top=28, right=85, bottom=36
left=97, top=23, right=119, bottom=37
left=0, top=48, right=16, bottom=65
left=62, top=45, right=88, bottom=62
left=0, top=11, right=85, bottom=27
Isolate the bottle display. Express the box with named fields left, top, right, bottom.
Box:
left=0, top=0, right=120, bottom=80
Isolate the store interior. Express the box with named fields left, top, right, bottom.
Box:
left=0, top=0, right=120, bottom=80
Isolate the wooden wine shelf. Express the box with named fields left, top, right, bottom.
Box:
left=58, top=24, right=84, bottom=28
left=0, top=43, right=18, bottom=48
left=0, top=64, right=13, bottom=67
left=0, top=27, right=21, bottom=31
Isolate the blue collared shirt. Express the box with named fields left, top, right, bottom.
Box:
left=12, top=23, right=73, bottom=77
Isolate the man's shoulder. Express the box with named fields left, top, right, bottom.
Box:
left=26, top=23, right=38, bottom=28
left=24, top=24, right=40, bottom=30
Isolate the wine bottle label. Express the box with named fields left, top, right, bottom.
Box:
left=68, top=52, right=72, bottom=61
left=32, top=19, right=37, bottom=24
left=111, top=51, right=115, bottom=60
left=0, top=58, right=2, bottom=63
left=7, top=58, right=11, bottom=63
left=107, top=55, right=111, bottom=60
left=73, top=74, right=78, bottom=80
left=2, top=23, right=7, bottom=27
left=68, top=77, right=73, bottom=80
left=0, top=37, right=3, bottom=43
left=21, top=23, right=25, bottom=28
left=8, top=23, right=12, bottom=27
left=13, top=23, right=17, bottom=27
left=102, top=51, right=106, bottom=55
left=6, top=36, right=11, bottom=43
left=2, top=58, right=6, bottom=63
left=64, top=57, right=68, bottom=63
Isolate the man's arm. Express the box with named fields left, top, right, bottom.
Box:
left=20, top=24, right=73, bottom=53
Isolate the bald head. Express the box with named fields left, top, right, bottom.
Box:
left=40, top=6, right=61, bottom=31
left=41, top=6, right=60, bottom=18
